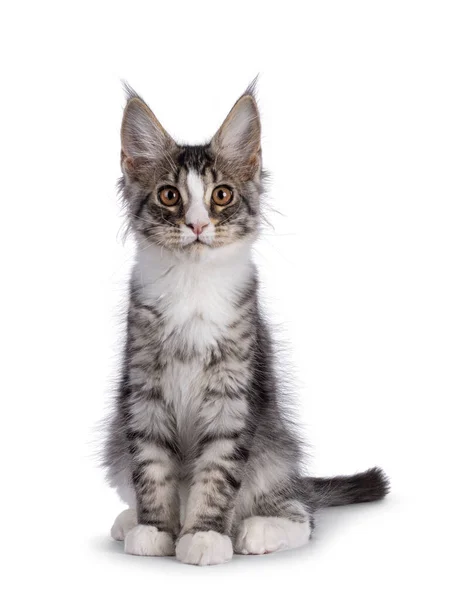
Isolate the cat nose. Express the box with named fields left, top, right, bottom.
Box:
left=187, top=221, right=209, bottom=236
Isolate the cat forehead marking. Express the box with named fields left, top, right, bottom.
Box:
left=185, top=170, right=209, bottom=224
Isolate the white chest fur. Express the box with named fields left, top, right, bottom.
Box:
left=132, top=241, right=255, bottom=448
left=134, top=241, right=254, bottom=354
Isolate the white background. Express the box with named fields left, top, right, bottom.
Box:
left=1, top=1, right=449, bottom=598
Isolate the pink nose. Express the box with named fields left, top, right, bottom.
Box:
left=187, top=221, right=209, bottom=236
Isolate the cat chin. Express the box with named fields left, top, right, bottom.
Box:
left=170, top=241, right=215, bottom=260
left=183, top=240, right=212, bottom=250
left=161, top=237, right=255, bottom=263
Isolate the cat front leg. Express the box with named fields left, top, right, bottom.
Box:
left=123, top=391, right=180, bottom=556
left=124, top=438, right=180, bottom=556
left=176, top=402, right=250, bottom=565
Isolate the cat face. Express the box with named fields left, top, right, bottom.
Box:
left=120, top=85, right=263, bottom=252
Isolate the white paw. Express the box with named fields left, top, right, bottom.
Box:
left=235, top=516, right=311, bottom=555
left=124, top=524, right=175, bottom=556
left=176, top=531, right=233, bottom=566
left=110, top=508, right=137, bottom=541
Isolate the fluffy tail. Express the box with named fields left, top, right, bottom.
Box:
left=305, top=467, right=390, bottom=508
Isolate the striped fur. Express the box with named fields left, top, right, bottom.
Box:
left=103, top=84, right=389, bottom=565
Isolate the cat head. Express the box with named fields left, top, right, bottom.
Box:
left=119, top=82, right=263, bottom=254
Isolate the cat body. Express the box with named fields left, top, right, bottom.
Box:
left=103, top=83, right=388, bottom=565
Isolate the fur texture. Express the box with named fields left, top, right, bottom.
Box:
left=103, top=82, right=389, bottom=566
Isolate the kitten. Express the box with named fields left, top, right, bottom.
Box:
left=103, top=82, right=389, bottom=566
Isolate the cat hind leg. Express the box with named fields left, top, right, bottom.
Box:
left=111, top=508, right=137, bottom=541
left=234, top=513, right=311, bottom=555
left=234, top=479, right=314, bottom=556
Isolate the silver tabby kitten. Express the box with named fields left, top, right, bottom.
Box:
left=103, top=83, right=389, bottom=566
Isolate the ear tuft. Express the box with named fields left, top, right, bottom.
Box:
left=121, top=80, right=142, bottom=104
left=243, top=74, right=259, bottom=99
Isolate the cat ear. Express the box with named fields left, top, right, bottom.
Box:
left=121, top=88, right=175, bottom=173
left=211, top=87, right=261, bottom=178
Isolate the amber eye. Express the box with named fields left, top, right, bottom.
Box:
left=158, top=186, right=180, bottom=206
left=212, top=185, right=233, bottom=207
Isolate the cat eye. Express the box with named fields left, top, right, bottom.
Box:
left=212, top=185, right=233, bottom=207
left=158, top=186, right=180, bottom=207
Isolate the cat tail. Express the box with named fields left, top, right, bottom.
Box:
left=304, top=467, right=390, bottom=508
